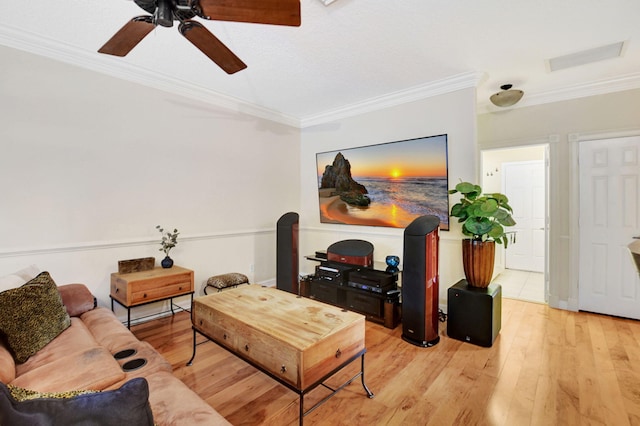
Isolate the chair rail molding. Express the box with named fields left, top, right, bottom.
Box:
left=0, top=228, right=274, bottom=258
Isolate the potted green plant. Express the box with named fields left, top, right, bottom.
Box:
left=156, top=225, right=179, bottom=268
left=448, top=181, right=516, bottom=288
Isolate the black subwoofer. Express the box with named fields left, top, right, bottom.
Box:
left=447, top=279, right=502, bottom=347
left=402, top=215, right=440, bottom=347
left=276, top=212, right=299, bottom=294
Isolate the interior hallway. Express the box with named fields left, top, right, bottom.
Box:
left=493, top=269, right=545, bottom=304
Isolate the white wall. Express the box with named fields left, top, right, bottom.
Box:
left=300, top=88, right=478, bottom=307
left=478, top=88, right=640, bottom=309
left=0, top=46, right=300, bottom=321
left=10, top=42, right=635, bottom=319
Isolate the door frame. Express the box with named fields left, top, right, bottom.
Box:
left=569, top=128, right=640, bottom=312
left=480, top=140, right=553, bottom=304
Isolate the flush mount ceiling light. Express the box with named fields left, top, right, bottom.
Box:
left=489, top=84, right=524, bottom=107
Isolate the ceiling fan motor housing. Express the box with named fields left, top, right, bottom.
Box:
left=134, top=0, right=197, bottom=26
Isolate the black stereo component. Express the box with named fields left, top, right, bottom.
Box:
left=315, top=261, right=354, bottom=283
left=302, top=241, right=401, bottom=328
left=316, top=265, right=341, bottom=282
left=346, top=282, right=393, bottom=294
left=346, top=268, right=397, bottom=294
left=314, top=251, right=328, bottom=260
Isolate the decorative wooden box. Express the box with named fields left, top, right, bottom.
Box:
left=192, top=285, right=365, bottom=390
left=117, top=257, right=155, bottom=274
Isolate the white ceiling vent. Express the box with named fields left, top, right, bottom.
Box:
left=318, top=0, right=338, bottom=5
left=547, top=41, right=626, bottom=72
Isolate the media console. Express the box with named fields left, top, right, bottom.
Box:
left=301, top=254, right=401, bottom=329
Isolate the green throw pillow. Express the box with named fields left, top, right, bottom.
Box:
left=0, top=378, right=154, bottom=426
left=0, top=271, right=71, bottom=363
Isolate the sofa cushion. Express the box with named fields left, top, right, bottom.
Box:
left=11, top=346, right=126, bottom=393
left=0, top=343, right=15, bottom=383
left=15, top=318, right=100, bottom=377
left=80, top=307, right=141, bottom=352
left=0, top=272, right=71, bottom=363
left=0, top=264, right=40, bottom=290
left=0, top=377, right=154, bottom=426
left=145, top=371, right=232, bottom=425
left=104, top=341, right=172, bottom=391
left=57, top=284, right=95, bottom=317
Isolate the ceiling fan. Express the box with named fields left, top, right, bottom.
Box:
left=98, top=0, right=301, bottom=74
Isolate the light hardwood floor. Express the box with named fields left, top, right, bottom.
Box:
left=131, top=298, right=640, bottom=425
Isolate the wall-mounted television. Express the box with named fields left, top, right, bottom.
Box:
left=316, top=134, right=449, bottom=230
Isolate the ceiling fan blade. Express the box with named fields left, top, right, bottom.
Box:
left=179, top=21, right=247, bottom=74
left=196, top=0, right=301, bottom=27
left=98, top=16, right=155, bottom=57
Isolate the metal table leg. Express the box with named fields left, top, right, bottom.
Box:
left=187, top=327, right=197, bottom=366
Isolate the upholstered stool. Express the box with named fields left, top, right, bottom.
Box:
left=203, top=273, right=249, bottom=295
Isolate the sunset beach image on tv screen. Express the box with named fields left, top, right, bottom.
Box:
left=316, top=134, right=449, bottom=230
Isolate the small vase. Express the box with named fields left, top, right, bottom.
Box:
left=385, top=255, right=400, bottom=273
left=161, top=256, right=174, bottom=269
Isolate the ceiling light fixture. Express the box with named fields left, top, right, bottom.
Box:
left=490, top=84, right=524, bottom=107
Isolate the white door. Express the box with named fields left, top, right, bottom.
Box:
left=578, top=136, right=640, bottom=320
left=503, top=161, right=546, bottom=272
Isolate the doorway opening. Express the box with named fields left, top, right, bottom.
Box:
left=481, top=145, right=549, bottom=304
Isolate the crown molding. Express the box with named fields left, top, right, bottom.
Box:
left=0, top=24, right=301, bottom=128
left=0, top=23, right=482, bottom=128
left=3, top=24, right=640, bottom=127
left=299, top=71, right=485, bottom=128
left=477, top=72, right=640, bottom=114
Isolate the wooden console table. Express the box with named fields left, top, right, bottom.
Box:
left=110, top=266, right=194, bottom=328
left=189, top=285, right=374, bottom=425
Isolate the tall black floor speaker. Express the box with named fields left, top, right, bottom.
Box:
left=276, top=212, right=299, bottom=294
left=402, top=215, right=440, bottom=347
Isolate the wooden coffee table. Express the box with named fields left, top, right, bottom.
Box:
left=188, top=285, right=374, bottom=425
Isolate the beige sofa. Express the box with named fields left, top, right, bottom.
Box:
left=0, top=267, right=230, bottom=425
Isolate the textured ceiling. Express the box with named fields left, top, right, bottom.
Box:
left=1, top=0, right=639, bottom=127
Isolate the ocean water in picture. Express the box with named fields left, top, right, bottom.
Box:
left=354, top=176, right=449, bottom=228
